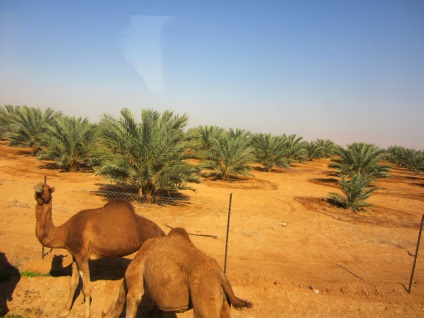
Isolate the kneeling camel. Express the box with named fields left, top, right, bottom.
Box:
left=34, top=183, right=165, bottom=318
left=103, top=227, right=253, bottom=318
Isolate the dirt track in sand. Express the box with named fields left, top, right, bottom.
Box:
left=0, top=141, right=424, bottom=317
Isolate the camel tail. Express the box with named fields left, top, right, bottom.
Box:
left=102, top=279, right=127, bottom=318
left=220, top=273, right=253, bottom=309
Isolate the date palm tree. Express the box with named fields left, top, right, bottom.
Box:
left=188, top=125, right=225, bottom=160
left=203, top=129, right=254, bottom=180
left=386, top=146, right=424, bottom=174
left=328, top=143, right=390, bottom=212
left=0, top=105, right=18, bottom=139
left=282, top=134, right=307, bottom=163
left=38, top=116, right=97, bottom=171
left=316, top=139, right=338, bottom=157
left=329, top=142, right=391, bottom=183
left=7, top=106, right=62, bottom=155
left=386, top=146, right=405, bottom=165
left=329, top=173, right=377, bottom=212
left=305, top=141, right=323, bottom=161
left=403, top=149, right=424, bottom=174
left=96, top=108, right=199, bottom=203
left=251, top=133, right=289, bottom=171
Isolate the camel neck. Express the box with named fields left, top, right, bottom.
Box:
left=35, top=199, right=67, bottom=248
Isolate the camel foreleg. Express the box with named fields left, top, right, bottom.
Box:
left=124, top=260, right=145, bottom=318
left=125, top=292, right=142, bottom=318
left=64, top=260, right=79, bottom=310
left=76, top=258, right=92, bottom=318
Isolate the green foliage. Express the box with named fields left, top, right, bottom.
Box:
left=37, top=116, right=97, bottom=171
left=251, top=133, right=289, bottom=171
left=305, top=141, right=323, bottom=161
left=202, top=129, right=255, bottom=180
left=304, top=139, right=339, bottom=161
left=316, top=139, right=339, bottom=157
left=20, top=271, right=51, bottom=278
left=95, top=108, right=199, bottom=203
left=0, top=105, right=18, bottom=139
left=281, top=134, right=307, bottom=162
left=7, top=106, right=62, bottom=155
left=328, top=143, right=390, bottom=212
left=329, top=174, right=377, bottom=212
left=386, top=146, right=424, bottom=174
left=329, top=142, right=391, bottom=182
left=187, top=125, right=225, bottom=159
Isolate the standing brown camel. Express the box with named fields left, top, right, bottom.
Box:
left=103, top=227, right=253, bottom=318
left=34, top=182, right=165, bottom=318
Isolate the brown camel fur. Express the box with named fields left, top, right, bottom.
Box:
left=34, top=182, right=165, bottom=318
left=103, top=227, right=253, bottom=318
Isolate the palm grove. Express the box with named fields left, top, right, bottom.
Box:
left=1, top=105, right=423, bottom=209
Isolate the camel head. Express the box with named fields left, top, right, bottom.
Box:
left=34, top=182, right=55, bottom=206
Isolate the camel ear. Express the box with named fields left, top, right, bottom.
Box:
left=50, top=186, right=55, bottom=193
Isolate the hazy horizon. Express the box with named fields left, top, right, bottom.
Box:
left=1, top=0, right=423, bottom=149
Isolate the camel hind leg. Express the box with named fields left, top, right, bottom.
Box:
left=190, top=284, right=223, bottom=318
left=191, top=291, right=230, bottom=318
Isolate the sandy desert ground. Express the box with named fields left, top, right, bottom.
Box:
left=0, top=141, right=423, bottom=317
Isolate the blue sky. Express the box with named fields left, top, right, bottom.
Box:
left=1, top=0, right=423, bottom=149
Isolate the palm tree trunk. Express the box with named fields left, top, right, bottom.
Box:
left=139, top=184, right=155, bottom=203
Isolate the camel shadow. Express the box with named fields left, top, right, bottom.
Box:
left=0, top=252, right=20, bottom=316
left=89, top=258, right=131, bottom=281
left=49, top=255, right=72, bottom=277
left=49, top=254, right=133, bottom=308
left=49, top=254, right=131, bottom=280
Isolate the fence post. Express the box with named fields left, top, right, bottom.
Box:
left=223, top=193, right=233, bottom=274
left=41, top=176, right=46, bottom=259
left=408, top=214, right=424, bottom=294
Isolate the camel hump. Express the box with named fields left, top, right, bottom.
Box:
left=167, top=227, right=190, bottom=240
left=103, top=199, right=134, bottom=210
left=220, top=273, right=253, bottom=309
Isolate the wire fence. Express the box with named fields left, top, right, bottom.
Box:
left=1, top=178, right=423, bottom=299
left=94, top=189, right=424, bottom=296
left=91, top=189, right=189, bottom=206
